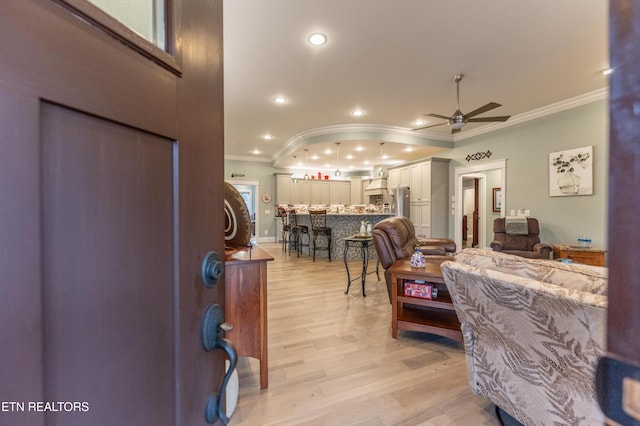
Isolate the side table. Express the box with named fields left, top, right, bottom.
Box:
left=343, top=236, right=379, bottom=297
left=389, top=258, right=462, bottom=341
left=225, top=245, right=274, bottom=389
left=552, top=244, right=606, bottom=267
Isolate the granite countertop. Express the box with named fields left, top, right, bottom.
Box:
left=325, top=212, right=393, bottom=215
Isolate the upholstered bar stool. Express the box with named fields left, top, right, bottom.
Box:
left=288, top=212, right=309, bottom=257
left=309, top=210, right=332, bottom=262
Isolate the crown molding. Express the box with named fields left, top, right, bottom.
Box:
left=454, top=88, right=609, bottom=141
left=225, top=154, right=273, bottom=163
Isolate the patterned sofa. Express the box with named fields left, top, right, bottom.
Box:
left=440, top=248, right=607, bottom=426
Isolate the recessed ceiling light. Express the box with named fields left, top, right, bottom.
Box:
left=252, top=149, right=261, bottom=155
left=405, top=147, right=413, bottom=153
left=308, top=33, right=327, bottom=46
left=356, top=146, right=364, bottom=152
left=346, top=155, right=353, bottom=160
left=311, top=155, right=318, bottom=160
left=363, top=160, right=370, bottom=165
left=324, top=148, right=332, bottom=155
left=351, top=109, right=365, bottom=117
left=273, top=96, right=287, bottom=104
left=415, top=119, right=426, bottom=126
left=262, top=134, right=273, bottom=140
left=602, top=68, right=613, bottom=76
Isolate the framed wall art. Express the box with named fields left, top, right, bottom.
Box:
left=549, top=146, right=593, bottom=196
left=492, top=187, right=502, bottom=212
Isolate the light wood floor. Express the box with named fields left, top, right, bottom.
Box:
left=228, top=243, right=500, bottom=426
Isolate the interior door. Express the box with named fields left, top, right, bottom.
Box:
left=0, top=1, right=225, bottom=425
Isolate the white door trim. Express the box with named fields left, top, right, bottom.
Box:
left=454, top=159, right=507, bottom=250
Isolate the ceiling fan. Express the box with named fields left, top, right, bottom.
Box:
left=413, top=74, right=511, bottom=134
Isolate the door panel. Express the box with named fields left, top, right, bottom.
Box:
left=41, top=104, right=175, bottom=425
left=1, top=1, right=225, bottom=425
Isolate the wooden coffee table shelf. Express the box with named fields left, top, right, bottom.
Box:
left=389, top=259, right=462, bottom=342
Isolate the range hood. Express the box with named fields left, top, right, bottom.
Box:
left=364, top=178, right=387, bottom=196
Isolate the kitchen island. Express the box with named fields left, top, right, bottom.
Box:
left=291, top=213, right=394, bottom=260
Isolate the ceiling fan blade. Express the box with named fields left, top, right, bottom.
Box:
left=467, top=115, right=511, bottom=123
left=425, top=113, right=451, bottom=120
left=451, top=127, right=461, bottom=134
left=412, top=122, right=448, bottom=131
left=464, top=102, right=502, bottom=119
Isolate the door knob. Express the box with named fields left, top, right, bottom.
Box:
left=201, top=251, right=224, bottom=288
left=200, top=304, right=238, bottom=424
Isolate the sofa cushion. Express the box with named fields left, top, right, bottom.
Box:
left=454, top=248, right=608, bottom=296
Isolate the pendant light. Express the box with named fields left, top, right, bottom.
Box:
left=334, top=142, right=342, bottom=177
left=291, top=156, right=298, bottom=183
left=303, top=149, right=310, bottom=180
left=378, top=142, right=385, bottom=177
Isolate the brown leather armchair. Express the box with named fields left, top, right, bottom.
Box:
left=373, top=216, right=455, bottom=302
left=490, top=217, right=552, bottom=259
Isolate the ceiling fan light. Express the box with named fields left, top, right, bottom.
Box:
left=451, top=121, right=465, bottom=130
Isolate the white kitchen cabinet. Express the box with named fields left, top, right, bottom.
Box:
left=388, top=166, right=409, bottom=188
left=275, top=173, right=293, bottom=203
left=311, top=180, right=330, bottom=204
left=388, top=169, right=399, bottom=188
left=399, top=167, right=410, bottom=187
left=408, top=158, right=449, bottom=237
left=290, top=180, right=312, bottom=204
left=330, top=181, right=351, bottom=205
left=350, top=177, right=362, bottom=204
left=410, top=201, right=432, bottom=238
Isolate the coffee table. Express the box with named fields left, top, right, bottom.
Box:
left=388, top=258, right=462, bottom=341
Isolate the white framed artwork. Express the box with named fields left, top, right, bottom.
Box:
left=549, top=146, right=593, bottom=196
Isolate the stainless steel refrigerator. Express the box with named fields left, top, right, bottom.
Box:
left=389, top=186, right=410, bottom=217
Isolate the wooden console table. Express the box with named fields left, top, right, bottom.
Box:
left=225, top=245, right=273, bottom=389
left=552, top=244, right=606, bottom=267
left=388, top=259, right=462, bottom=342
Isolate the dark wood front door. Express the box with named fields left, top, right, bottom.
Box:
left=0, top=1, right=225, bottom=425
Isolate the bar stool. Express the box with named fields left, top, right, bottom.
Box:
left=309, top=210, right=332, bottom=262
left=288, top=212, right=309, bottom=257
left=277, top=207, right=290, bottom=253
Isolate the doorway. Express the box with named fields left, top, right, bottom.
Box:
left=454, top=159, right=506, bottom=250
left=462, top=178, right=479, bottom=249
left=228, top=179, right=259, bottom=243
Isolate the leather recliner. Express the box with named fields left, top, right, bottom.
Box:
left=490, top=217, right=552, bottom=259
left=373, top=216, right=456, bottom=302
